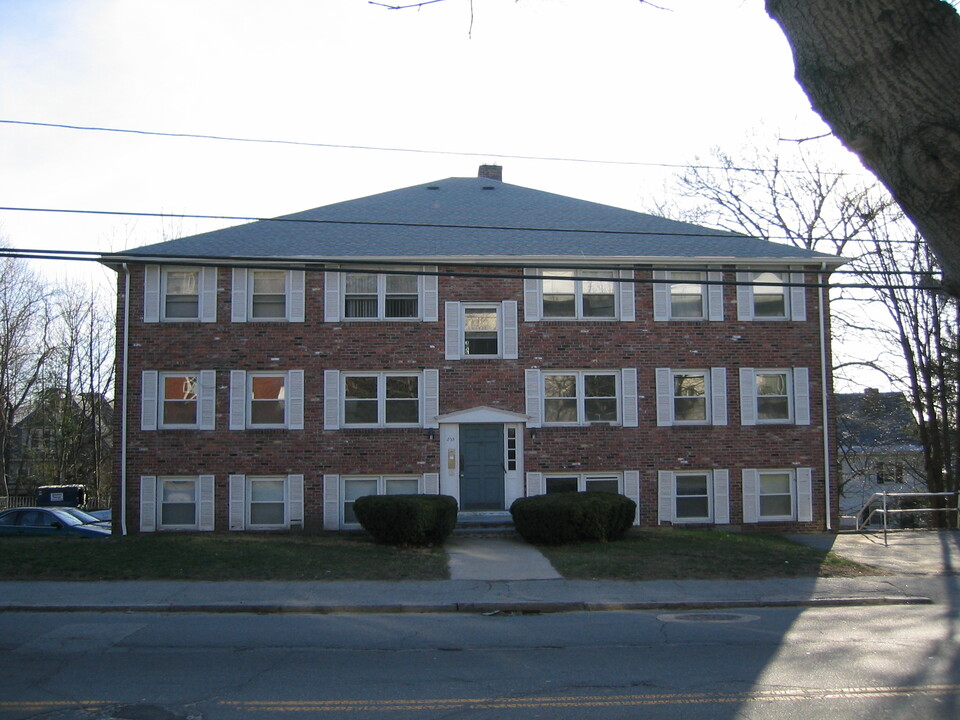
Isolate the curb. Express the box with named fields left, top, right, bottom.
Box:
left=0, top=595, right=932, bottom=615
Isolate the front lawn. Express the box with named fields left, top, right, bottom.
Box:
left=0, top=532, right=448, bottom=581
left=536, top=529, right=879, bottom=580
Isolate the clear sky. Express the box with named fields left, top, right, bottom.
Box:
left=0, top=0, right=887, bottom=388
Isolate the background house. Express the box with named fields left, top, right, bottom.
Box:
left=103, top=165, right=845, bottom=535
left=6, top=389, right=113, bottom=506
left=836, top=387, right=926, bottom=521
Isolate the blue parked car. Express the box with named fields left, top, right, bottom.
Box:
left=0, top=507, right=111, bottom=538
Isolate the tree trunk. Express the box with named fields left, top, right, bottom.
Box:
left=766, top=0, right=960, bottom=296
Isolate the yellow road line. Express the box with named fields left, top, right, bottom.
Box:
left=4, top=686, right=960, bottom=715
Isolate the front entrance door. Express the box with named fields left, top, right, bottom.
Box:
left=459, top=424, right=504, bottom=510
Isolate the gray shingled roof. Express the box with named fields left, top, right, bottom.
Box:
left=111, top=175, right=844, bottom=265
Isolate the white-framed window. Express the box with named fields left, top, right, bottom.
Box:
left=160, top=477, right=199, bottom=529
left=231, top=268, right=305, bottom=322
left=658, top=469, right=730, bottom=525
left=524, top=269, right=635, bottom=322
left=343, top=373, right=421, bottom=427
left=229, top=370, right=304, bottom=430
left=341, top=475, right=421, bottom=527
left=445, top=301, right=518, bottom=360
left=324, top=370, right=439, bottom=430
left=228, top=474, right=304, bottom=531
left=545, top=473, right=621, bottom=495
left=739, top=368, right=810, bottom=426
left=139, top=475, right=215, bottom=532
left=506, top=427, right=518, bottom=472
left=163, top=268, right=200, bottom=319
left=525, top=368, right=637, bottom=428
left=652, top=270, right=724, bottom=321
left=543, top=371, right=619, bottom=425
left=655, top=368, right=728, bottom=426
left=143, top=266, right=218, bottom=323
left=141, top=370, right=216, bottom=431
left=736, top=270, right=806, bottom=322
left=322, top=267, right=440, bottom=323
left=541, top=269, right=616, bottom=319
left=743, top=468, right=813, bottom=523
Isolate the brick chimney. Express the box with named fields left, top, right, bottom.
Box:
left=478, top=164, right=503, bottom=182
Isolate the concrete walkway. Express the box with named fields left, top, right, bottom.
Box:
left=445, top=534, right=561, bottom=580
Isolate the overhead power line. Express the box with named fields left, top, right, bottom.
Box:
left=0, top=119, right=845, bottom=175
left=0, top=247, right=940, bottom=292
left=0, top=203, right=878, bottom=247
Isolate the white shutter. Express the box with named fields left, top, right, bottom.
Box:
left=619, top=269, right=635, bottom=321
left=713, top=469, right=730, bottom=524
left=655, top=368, right=673, bottom=427
left=289, top=270, right=306, bottom=322
left=422, top=268, right=438, bottom=322
left=525, top=472, right=544, bottom=496
left=736, top=271, right=753, bottom=321
left=790, top=272, right=807, bottom=321
left=198, top=475, right=215, bottom=531
left=624, top=470, right=641, bottom=525
left=708, top=271, right=724, bottom=321
left=621, top=368, right=638, bottom=428
left=324, top=370, right=340, bottom=430
left=141, top=371, right=158, bottom=431
left=711, top=368, right=727, bottom=426
left=229, top=370, right=247, bottom=430
left=525, top=369, right=542, bottom=427
left=324, top=271, right=341, bottom=322
left=200, top=267, right=217, bottom=323
left=287, top=369, right=304, bottom=430
left=231, top=268, right=248, bottom=322
left=444, top=302, right=461, bottom=360
left=742, top=469, right=759, bottom=524
left=199, top=370, right=216, bottom=430
left=523, top=276, right=541, bottom=321
left=793, top=367, right=811, bottom=425
left=140, top=476, right=157, bottom=532
left=228, top=474, right=245, bottom=531
left=423, top=472, right=440, bottom=495
left=797, top=468, right=814, bottom=522
left=144, top=266, right=160, bottom=322
left=503, top=300, right=519, bottom=359
left=423, top=369, right=440, bottom=428
left=323, top=474, right=340, bottom=529
left=652, top=270, right=670, bottom=321
left=739, top=368, right=757, bottom=426
left=288, top=474, right=305, bottom=527
left=658, top=470, right=674, bottom=524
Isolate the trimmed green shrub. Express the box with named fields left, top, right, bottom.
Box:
left=510, top=492, right=636, bottom=545
left=353, top=494, right=458, bottom=546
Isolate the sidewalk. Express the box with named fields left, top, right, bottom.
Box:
left=1, top=531, right=956, bottom=615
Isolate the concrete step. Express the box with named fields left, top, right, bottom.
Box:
left=454, top=511, right=515, bottom=536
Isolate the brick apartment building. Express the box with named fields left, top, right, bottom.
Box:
left=103, top=165, right=844, bottom=534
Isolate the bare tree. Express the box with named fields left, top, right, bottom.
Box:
left=0, top=251, right=54, bottom=497
left=37, top=279, right=115, bottom=505
left=664, top=140, right=960, bottom=523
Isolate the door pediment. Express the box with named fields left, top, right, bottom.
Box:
left=437, top=406, right=529, bottom=425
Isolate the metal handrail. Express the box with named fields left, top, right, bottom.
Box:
left=854, top=491, right=960, bottom=546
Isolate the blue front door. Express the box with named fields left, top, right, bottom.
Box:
left=459, top=424, right=504, bottom=510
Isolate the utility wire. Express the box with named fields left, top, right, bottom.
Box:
left=0, top=119, right=848, bottom=175
left=0, top=203, right=900, bottom=248
left=0, top=247, right=939, bottom=292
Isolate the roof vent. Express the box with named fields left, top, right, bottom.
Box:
left=478, top=164, right=502, bottom=182
left=427, top=185, right=440, bottom=190
left=482, top=185, right=495, bottom=190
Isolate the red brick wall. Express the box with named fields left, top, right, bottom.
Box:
left=112, top=264, right=839, bottom=533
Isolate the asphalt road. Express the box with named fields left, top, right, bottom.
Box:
left=2, top=600, right=959, bottom=720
